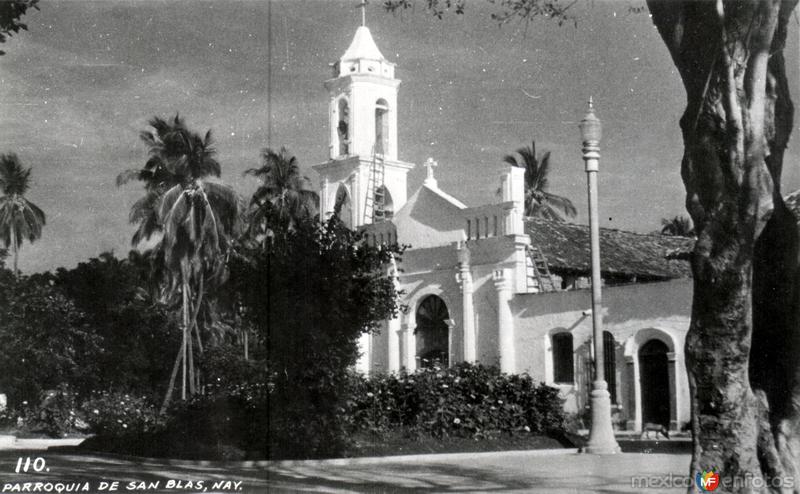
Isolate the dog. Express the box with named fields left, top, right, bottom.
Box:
left=639, top=422, right=670, bottom=440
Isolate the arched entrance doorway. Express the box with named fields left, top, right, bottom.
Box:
left=415, top=295, right=449, bottom=368
left=639, top=339, right=670, bottom=427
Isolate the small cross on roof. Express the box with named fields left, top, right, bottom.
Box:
left=424, top=157, right=438, bottom=181
left=356, top=0, right=367, bottom=27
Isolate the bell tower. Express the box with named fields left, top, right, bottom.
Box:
left=313, top=17, right=414, bottom=228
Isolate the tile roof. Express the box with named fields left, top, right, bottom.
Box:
left=782, top=190, right=800, bottom=221
left=525, top=218, right=694, bottom=280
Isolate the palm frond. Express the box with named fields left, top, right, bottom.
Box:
left=116, top=169, right=143, bottom=187
left=0, top=153, right=32, bottom=195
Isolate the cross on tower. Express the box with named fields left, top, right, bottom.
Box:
left=424, top=157, right=438, bottom=186
left=356, top=0, right=367, bottom=27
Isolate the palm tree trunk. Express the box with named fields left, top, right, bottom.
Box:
left=188, top=329, right=195, bottom=395
left=187, top=272, right=204, bottom=395
left=181, top=265, right=190, bottom=401
left=192, top=273, right=205, bottom=355
left=243, top=328, right=249, bottom=361
left=11, top=225, right=18, bottom=279
left=160, top=343, right=183, bottom=415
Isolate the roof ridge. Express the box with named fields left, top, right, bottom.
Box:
left=524, top=217, right=694, bottom=241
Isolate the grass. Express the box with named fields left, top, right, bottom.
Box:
left=343, top=429, right=571, bottom=458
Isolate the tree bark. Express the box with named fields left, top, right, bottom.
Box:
left=160, top=342, right=183, bottom=415
left=11, top=224, right=18, bottom=279
left=181, top=263, right=190, bottom=401
left=647, top=0, right=799, bottom=490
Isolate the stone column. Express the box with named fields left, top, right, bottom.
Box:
left=387, top=316, right=401, bottom=373
left=493, top=269, right=515, bottom=373
left=445, top=319, right=456, bottom=366
left=387, top=258, right=402, bottom=373
left=320, top=177, right=329, bottom=219
left=352, top=171, right=361, bottom=227
left=404, top=323, right=416, bottom=371
left=667, top=351, right=678, bottom=431
left=624, top=355, right=639, bottom=431
left=458, top=262, right=476, bottom=363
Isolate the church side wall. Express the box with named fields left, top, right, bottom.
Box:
left=511, top=278, right=692, bottom=429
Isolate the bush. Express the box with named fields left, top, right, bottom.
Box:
left=232, top=213, right=404, bottom=460
left=81, top=391, right=161, bottom=437
left=199, top=345, right=266, bottom=394
left=345, top=363, right=565, bottom=439
left=162, top=389, right=267, bottom=460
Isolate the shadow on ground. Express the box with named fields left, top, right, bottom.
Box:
left=267, top=452, right=691, bottom=493
left=0, top=450, right=268, bottom=493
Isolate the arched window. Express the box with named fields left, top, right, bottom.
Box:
left=337, top=99, right=350, bottom=156
left=552, top=332, right=574, bottom=384
left=603, top=331, right=617, bottom=404
left=375, top=99, right=389, bottom=155
left=334, top=185, right=352, bottom=229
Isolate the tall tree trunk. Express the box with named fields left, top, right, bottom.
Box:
left=244, top=328, right=249, bottom=361
left=648, top=0, right=800, bottom=489
left=11, top=225, right=18, bottom=279
left=160, top=343, right=183, bottom=415
left=193, top=273, right=205, bottom=356
left=181, top=263, right=190, bottom=401
left=188, top=324, right=195, bottom=396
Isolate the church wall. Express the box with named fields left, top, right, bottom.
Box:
left=396, top=246, right=463, bottom=366
left=393, top=188, right=465, bottom=249
left=510, top=278, right=692, bottom=429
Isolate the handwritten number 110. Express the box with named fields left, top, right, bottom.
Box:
left=15, top=457, right=46, bottom=473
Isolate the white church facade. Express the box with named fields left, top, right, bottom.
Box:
left=312, top=24, right=694, bottom=432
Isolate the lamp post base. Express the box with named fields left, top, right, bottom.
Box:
left=584, top=380, right=621, bottom=455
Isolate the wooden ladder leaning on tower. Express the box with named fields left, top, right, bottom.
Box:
left=364, top=142, right=387, bottom=224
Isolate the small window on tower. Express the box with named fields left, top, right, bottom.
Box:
left=337, top=99, right=350, bottom=156
left=375, top=99, right=389, bottom=155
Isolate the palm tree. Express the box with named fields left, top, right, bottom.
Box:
left=0, top=154, right=45, bottom=278
left=119, top=115, right=238, bottom=409
left=503, top=141, right=577, bottom=222
left=661, top=215, right=695, bottom=237
left=245, top=147, right=318, bottom=234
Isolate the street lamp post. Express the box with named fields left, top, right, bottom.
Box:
left=580, top=98, right=620, bottom=455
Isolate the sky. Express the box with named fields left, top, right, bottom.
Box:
left=1, top=0, right=799, bottom=274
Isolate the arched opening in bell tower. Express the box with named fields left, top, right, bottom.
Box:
left=337, top=98, right=350, bottom=156
left=376, top=185, right=394, bottom=220
left=334, top=184, right=353, bottom=229
left=374, top=99, right=389, bottom=155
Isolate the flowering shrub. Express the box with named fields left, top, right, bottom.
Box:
left=346, top=363, right=565, bottom=439
left=80, top=391, right=161, bottom=437
left=13, top=384, right=83, bottom=437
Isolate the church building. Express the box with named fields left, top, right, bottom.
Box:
left=312, top=22, right=695, bottom=433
